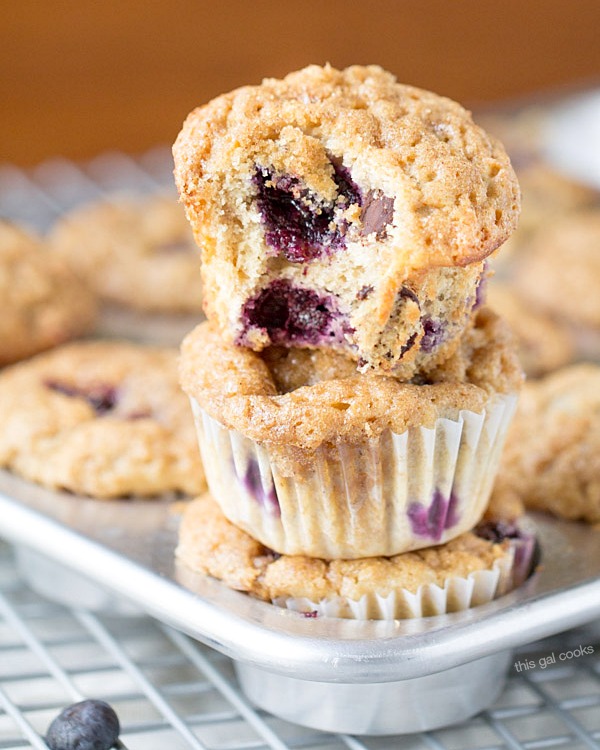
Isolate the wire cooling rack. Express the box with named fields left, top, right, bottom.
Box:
left=1, top=150, right=600, bottom=749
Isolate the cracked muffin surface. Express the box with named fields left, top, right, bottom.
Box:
left=180, top=307, right=523, bottom=456
left=174, top=64, right=519, bottom=371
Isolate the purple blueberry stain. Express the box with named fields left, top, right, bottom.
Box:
left=475, top=520, right=538, bottom=584
left=400, top=332, right=418, bottom=358
left=408, top=489, right=460, bottom=541
left=356, top=284, right=374, bottom=301
left=239, top=279, right=354, bottom=348
left=420, top=317, right=446, bottom=353
left=303, top=610, right=319, bottom=618
left=253, top=150, right=398, bottom=263
left=45, top=380, right=118, bottom=416
left=236, top=457, right=280, bottom=516
left=155, top=239, right=194, bottom=254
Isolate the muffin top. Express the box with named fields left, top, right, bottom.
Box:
left=174, top=64, right=520, bottom=272
left=180, top=308, right=523, bottom=452
left=493, top=363, right=600, bottom=524
left=0, top=340, right=205, bottom=498
left=486, top=282, right=575, bottom=377
left=0, top=220, right=97, bottom=365
left=49, top=193, right=203, bottom=313
left=177, top=494, right=512, bottom=602
left=515, top=211, right=600, bottom=327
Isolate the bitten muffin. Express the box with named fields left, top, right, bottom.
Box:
left=174, top=64, right=520, bottom=372
left=179, top=308, right=523, bottom=559
left=493, top=363, right=600, bottom=524
left=0, top=341, right=205, bottom=498
left=48, top=193, right=203, bottom=314
left=486, top=282, right=575, bottom=377
left=0, top=221, right=97, bottom=365
left=176, top=494, right=533, bottom=620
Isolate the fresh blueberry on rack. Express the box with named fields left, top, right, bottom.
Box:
left=45, top=699, right=120, bottom=750
left=420, top=317, right=446, bottom=353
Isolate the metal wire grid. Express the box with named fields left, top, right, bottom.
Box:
left=1, top=150, right=600, bottom=749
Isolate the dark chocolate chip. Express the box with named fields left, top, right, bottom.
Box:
left=360, top=191, right=394, bottom=238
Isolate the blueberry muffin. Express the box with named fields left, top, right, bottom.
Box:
left=0, top=341, right=205, bottom=498
left=48, top=193, right=203, bottom=314
left=489, top=165, right=598, bottom=276
left=174, top=64, right=519, bottom=372
left=493, top=363, right=600, bottom=524
left=176, top=493, right=533, bottom=619
left=475, top=106, right=549, bottom=171
left=179, top=308, right=523, bottom=559
left=0, top=221, right=97, bottom=365
left=486, top=282, right=574, bottom=377
left=515, top=211, right=600, bottom=334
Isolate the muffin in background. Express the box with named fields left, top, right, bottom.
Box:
left=0, top=220, right=97, bottom=366
left=514, top=210, right=600, bottom=361
left=0, top=340, right=205, bottom=498
left=492, top=363, right=600, bottom=524
left=486, top=282, right=575, bottom=377
left=489, top=165, right=599, bottom=277
left=48, top=193, right=203, bottom=315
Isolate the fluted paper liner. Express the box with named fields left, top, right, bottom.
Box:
left=190, top=393, right=518, bottom=559
left=274, top=546, right=521, bottom=620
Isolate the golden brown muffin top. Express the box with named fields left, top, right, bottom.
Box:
left=180, top=308, right=523, bottom=452
left=174, top=64, right=520, bottom=272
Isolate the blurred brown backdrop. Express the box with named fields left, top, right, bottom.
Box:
left=3, top=0, right=600, bottom=165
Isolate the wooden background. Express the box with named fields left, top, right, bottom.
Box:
left=3, top=0, right=600, bottom=165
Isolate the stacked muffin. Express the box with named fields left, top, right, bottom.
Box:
left=173, top=64, right=532, bottom=619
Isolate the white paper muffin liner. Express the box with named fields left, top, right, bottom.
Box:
left=190, top=392, right=518, bottom=559
left=273, top=543, right=522, bottom=620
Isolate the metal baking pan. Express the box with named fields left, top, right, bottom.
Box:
left=1, top=468, right=600, bottom=735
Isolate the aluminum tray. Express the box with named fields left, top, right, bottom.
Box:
left=1, top=469, right=600, bottom=735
